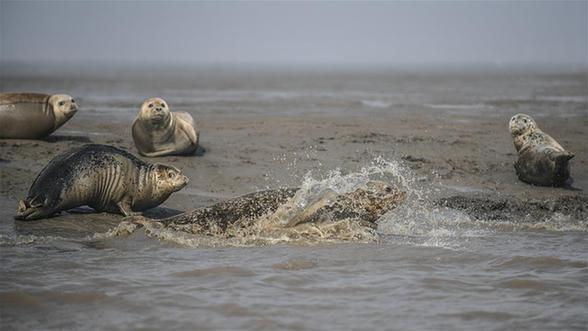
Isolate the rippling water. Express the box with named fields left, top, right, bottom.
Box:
left=1, top=66, right=587, bottom=330
left=1, top=232, right=587, bottom=330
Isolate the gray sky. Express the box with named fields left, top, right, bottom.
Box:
left=1, top=1, right=587, bottom=65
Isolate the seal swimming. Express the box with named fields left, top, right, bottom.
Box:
left=509, top=113, right=574, bottom=187
left=116, top=180, right=405, bottom=241
left=15, top=144, right=189, bottom=220
left=132, top=97, right=199, bottom=157
left=0, top=93, right=78, bottom=139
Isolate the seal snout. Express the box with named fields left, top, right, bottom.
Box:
left=180, top=175, right=189, bottom=189
left=68, top=104, right=79, bottom=116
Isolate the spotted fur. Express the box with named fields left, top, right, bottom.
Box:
left=509, top=113, right=574, bottom=186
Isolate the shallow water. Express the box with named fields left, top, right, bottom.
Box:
left=1, top=231, right=587, bottom=330
left=1, top=66, right=587, bottom=330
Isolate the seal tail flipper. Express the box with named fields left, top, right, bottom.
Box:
left=554, top=151, right=574, bottom=167
left=561, top=151, right=574, bottom=161
left=553, top=151, right=574, bottom=187
left=14, top=195, right=55, bottom=220
left=15, top=199, right=34, bottom=220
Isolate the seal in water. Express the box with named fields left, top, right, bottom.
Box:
left=509, top=113, right=574, bottom=187
left=0, top=93, right=78, bottom=139
left=117, top=180, right=405, bottom=239
left=132, top=97, right=199, bottom=157
left=15, top=144, right=189, bottom=220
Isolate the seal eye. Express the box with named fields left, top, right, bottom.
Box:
left=161, top=103, right=166, bottom=108
left=71, top=99, right=75, bottom=103
left=523, top=119, right=528, bottom=123
left=168, top=171, right=176, bottom=178
left=148, top=103, right=154, bottom=108
left=58, top=101, right=65, bottom=106
left=385, top=187, right=392, bottom=193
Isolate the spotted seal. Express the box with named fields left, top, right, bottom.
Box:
left=132, top=97, right=199, bottom=157
left=0, top=93, right=78, bottom=139
left=117, top=180, right=405, bottom=239
left=509, top=113, right=574, bottom=187
left=15, top=144, right=189, bottom=220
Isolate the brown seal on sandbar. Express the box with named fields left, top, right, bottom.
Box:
left=132, top=97, right=199, bottom=157
left=15, top=144, right=189, bottom=220
left=509, top=113, right=574, bottom=187
left=0, top=93, right=78, bottom=139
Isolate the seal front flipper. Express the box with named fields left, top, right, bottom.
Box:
left=178, top=117, right=199, bottom=146
left=116, top=200, right=140, bottom=217
left=116, top=215, right=163, bottom=238
left=513, top=160, right=522, bottom=177
left=141, top=148, right=179, bottom=158
left=111, top=215, right=153, bottom=236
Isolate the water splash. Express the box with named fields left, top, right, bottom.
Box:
left=6, top=157, right=585, bottom=248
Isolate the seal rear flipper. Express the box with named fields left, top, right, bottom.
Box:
left=14, top=205, right=53, bottom=220
left=14, top=195, right=56, bottom=220
left=553, top=151, right=574, bottom=187
left=14, top=199, right=35, bottom=220
left=558, top=151, right=574, bottom=162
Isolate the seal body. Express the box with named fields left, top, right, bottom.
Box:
left=124, top=180, right=405, bottom=237
left=0, top=93, right=78, bottom=139
left=132, top=97, right=199, bottom=157
left=509, top=113, right=574, bottom=187
left=15, top=144, right=189, bottom=220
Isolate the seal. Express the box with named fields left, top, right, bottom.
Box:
left=117, top=180, right=405, bottom=239
left=132, top=97, right=199, bottom=157
left=15, top=144, right=189, bottom=221
left=0, top=93, right=78, bottom=139
left=509, top=113, right=574, bottom=187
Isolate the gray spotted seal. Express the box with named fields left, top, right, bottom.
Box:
left=509, top=113, right=574, bottom=187
left=132, top=97, right=199, bottom=157
left=0, top=93, right=78, bottom=139
left=15, top=144, right=189, bottom=220
left=117, top=180, right=405, bottom=241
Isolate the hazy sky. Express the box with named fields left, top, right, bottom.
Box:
left=1, top=1, right=587, bottom=65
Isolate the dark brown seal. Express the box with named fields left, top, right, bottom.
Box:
left=15, top=144, right=188, bottom=220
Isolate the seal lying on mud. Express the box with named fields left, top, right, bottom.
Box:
left=509, top=113, right=574, bottom=187
left=132, top=97, right=199, bottom=157
left=15, top=144, right=189, bottom=220
left=0, top=93, right=78, bottom=139
left=117, top=180, right=405, bottom=241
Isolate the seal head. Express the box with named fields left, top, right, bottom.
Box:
left=140, top=97, right=171, bottom=128
left=48, top=94, right=78, bottom=130
left=509, top=113, right=537, bottom=137
left=154, top=164, right=189, bottom=195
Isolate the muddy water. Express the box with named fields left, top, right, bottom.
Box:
left=1, top=66, right=587, bottom=330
